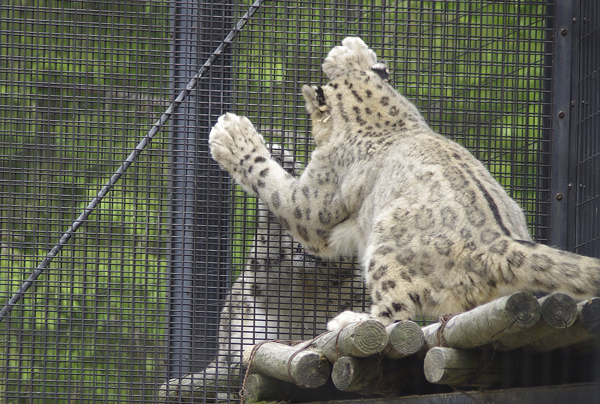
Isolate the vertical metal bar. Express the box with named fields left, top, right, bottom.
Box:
left=567, top=0, right=581, bottom=253
left=169, top=0, right=199, bottom=378
left=169, top=0, right=232, bottom=377
left=549, top=0, right=575, bottom=250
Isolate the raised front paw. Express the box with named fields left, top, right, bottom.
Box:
left=322, top=37, right=379, bottom=80
left=209, top=113, right=271, bottom=192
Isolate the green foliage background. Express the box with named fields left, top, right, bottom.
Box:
left=1, top=0, right=551, bottom=402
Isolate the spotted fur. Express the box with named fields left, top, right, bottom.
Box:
left=209, top=37, right=600, bottom=330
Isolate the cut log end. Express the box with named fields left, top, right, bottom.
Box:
left=339, top=320, right=388, bottom=356
left=331, top=355, right=405, bottom=395
left=424, top=347, right=504, bottom=387
left=244, top=374, right=289, bottom=404
left=331, top=356, right=358, bottom=391
left=539, top=292, right=577, bottom=329
left=505, top=292, right=541, bottom=328
left=291, top=352, right=331, bottom=388
left=314, top=319, right=389, bottom=363
left=581, top=298, right=600, bottom=335
left=386, top=321, right=424, bottom=358
left=423, top=349, right=444, bottom=384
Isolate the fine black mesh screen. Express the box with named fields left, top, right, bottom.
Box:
left=211, top=0, right=555, bottom=402
left=1, top=1, right=171, bottom=402
left=232, top=1, right=553, bottom=243
left=2, top=1, right=598, bottom=403
left=574, top=0, right=600, bottom=257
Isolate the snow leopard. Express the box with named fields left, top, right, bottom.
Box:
left=160, top=145, right=365, bottom=401
left=208, top=37, right=600, bottom=331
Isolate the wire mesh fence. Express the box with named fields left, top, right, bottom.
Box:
left=0, top=0, right=598, bottom=403
left=573, top=0, right=600, bottom=257
left=1, top=1, right=172, bottom=402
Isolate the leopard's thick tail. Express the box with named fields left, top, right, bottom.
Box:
left=496, top=239, right=600, bottom=299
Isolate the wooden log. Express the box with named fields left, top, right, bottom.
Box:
left=242, top=342, right=330, bottom=388
left=243, top=374, right=360, bottom=404
left=383, top=320, right=425, bottom=359
left=243, top=373, right=290, bottom=404
left=311, top=319, right=388, bottom=363
left=422, top=292, right=540, bottom=350
left=494, top=293, right=578, bottom=351
left=528, top=298, right=600, bottom=352
left=331, top=356, right=409, bottom=396
left=422, top=322, right=442, bottom=352
left=424, top=347, right=513, bottom=387
left=539, top=292, right=579, bottom=328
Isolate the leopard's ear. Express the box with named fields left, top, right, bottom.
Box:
left=302, top=85, right=329, bottom=115
left=302, top=84, right=319, bottom=114
left=315, top=86, right=326, bottom=106
left=371, top=61, right=391, bottom=83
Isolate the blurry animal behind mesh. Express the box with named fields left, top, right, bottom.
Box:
left=164, top=144, right=366, bottom=401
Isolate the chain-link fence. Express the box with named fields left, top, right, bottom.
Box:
left=1, top=0, right=598, bottom=403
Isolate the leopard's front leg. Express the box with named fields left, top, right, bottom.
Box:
left=208, top=113, right=273, bottom=194
left=209, top=113, right=342, bottom=256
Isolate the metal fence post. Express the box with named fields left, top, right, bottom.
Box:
left=549, top=0, right=575, bottom=250
left=169, top=0, right=232, bottom=377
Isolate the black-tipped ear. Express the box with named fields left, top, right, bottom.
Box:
left=316, top=86, right=326, bottom=106
left=371, top=62, right=390, bottom=83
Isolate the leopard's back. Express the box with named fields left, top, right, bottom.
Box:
left=302, top=38, right=600, bottom=326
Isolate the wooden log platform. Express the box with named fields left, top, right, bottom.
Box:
left=242, top=342, right=330, bottom=388
left=528, top=298, right=600, bottom=352
left=331, top=355, right=409, bottom=396
left=422, top=292, right=541, bottom=350
left=424, top=347, right=514, bottom=387
left=311, top=319, right=388, bottom=363
left=495, top=293, right=578, bottom=351
left=162, top=295, right=600, bottom=402
left=242, top=374, right=360, bottom=404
